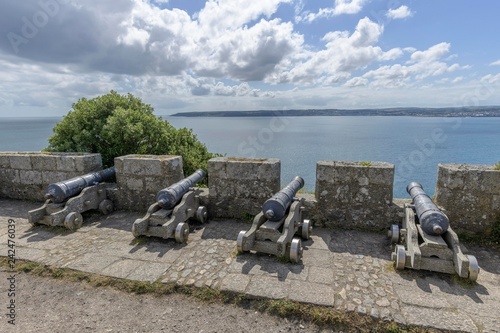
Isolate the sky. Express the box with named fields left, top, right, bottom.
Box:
left=1, top=0, right=500, bottom=117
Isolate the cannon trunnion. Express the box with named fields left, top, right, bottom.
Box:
left=236, top=176, right=312, bottom=263
left=389, top=182, right=479, bottom=281
left=28, top=167, right=116, bottom=230
left=132, top=169, right=208, bottom=243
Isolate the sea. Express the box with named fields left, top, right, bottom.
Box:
left=1, top=116, right=499, bottom=198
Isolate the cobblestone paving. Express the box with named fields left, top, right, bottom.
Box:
left=1, top=199, right=499, bottom=333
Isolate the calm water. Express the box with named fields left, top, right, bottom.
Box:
left=1, top=116, right=499, bottom=198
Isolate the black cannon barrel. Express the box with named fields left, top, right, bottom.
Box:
left=156, top=169, right=206, bottom=209
left=262, top=176, right=304, bottom=222
left=406, top=181, right=449, bottom=236
left=45, top=167, right=116, bottom=203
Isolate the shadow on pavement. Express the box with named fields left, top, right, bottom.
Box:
left=200, top=219, right=248, bottom=241
left=465, top=244, right=500, bottom=275
left=19, top=224, right=70, bottom=243
left=90, top=210, right=140, bottom=232
left=128, top=235, right=185, bottom=257
left=397, top=268, right=490, bottom=303
left=0, top=199, right=41, bottom=219
left=316, top=228, right=392, bottom=260
left=235, top=252, right=305, bottom=281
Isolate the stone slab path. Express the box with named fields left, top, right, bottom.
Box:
left=1, top=199, right=499, bottom=332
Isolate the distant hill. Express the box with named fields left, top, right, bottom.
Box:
left=170, top=106, right=500, bottom=117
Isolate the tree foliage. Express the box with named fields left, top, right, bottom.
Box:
left=46, top=90, right=218, bottom=176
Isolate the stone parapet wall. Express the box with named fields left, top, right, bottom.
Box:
left=435, top=163, right=500, bottom=235
left=208, top=157, right=280, bottom=219
left=315, top=161, right=395, bottom=230
left=114, top=154, right=184, bottom=211
left=0, top=152, right=102, bottom=201
left=1, top=152, right=498, bottom=234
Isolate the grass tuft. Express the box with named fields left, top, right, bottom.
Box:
left=242, top=212, right=254, bottom=222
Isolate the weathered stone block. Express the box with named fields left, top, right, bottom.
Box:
left=120, top=155, right=161, bottom=176
left=435, top=163, right=500, bottom=234
left=0, top=169, right=8, bottom=198
left=208, top=157, right=280, bottom=219
left=115, top=155, right=183, bottom=176
left=481, top=169, right=500, bottom=193
left=31, top=154, right=57, bottom=171
left=55, top=155, right=76, bottom=171
left=41, top=171, right=70, bottom=185
left=9, top=154, right=32, bottom=170
left=74, top=154, right=102, bottom=172
left=114, top=155, right=184, bottom=211
left=51, top=153, right=100, bottom=172
left=0, top=155, right=10, bottom=169
left=19, top=170, right=42, bottom=185
left=125, top=177, right=144, bottom=191
left=492, top=195, right=500, bottom=210
left=144, top=177, right=173, bottom=194
left=3, top=169, right=20, bottom=184
left=315, top=161, right=395, bottom=230
left=8, top=184, right=44, bottom=201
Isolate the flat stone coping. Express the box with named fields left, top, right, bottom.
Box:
left=1, top=199, right=499, bottom=333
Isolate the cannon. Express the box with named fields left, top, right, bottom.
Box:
left=132, top=170, right=208, bottom=243
left=406, top=182, right=449, bottom=236
left=28, top=167, right=116, bottom=230
left=236, top=176, right=312, bottom=263
left=388, top=181, right=479, bottom=281
left=262, top=176, right=304, bottom=222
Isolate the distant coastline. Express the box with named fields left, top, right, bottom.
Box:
left=170, top=106, right=500, bottom=117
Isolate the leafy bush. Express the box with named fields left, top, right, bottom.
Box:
left=46, top=91, right=219, bottom=176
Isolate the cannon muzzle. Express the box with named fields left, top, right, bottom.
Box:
left=156, top=169, right=206, bottom=209
left=407, top=181, right=449, bottom=236
left=262, top=176, right=304, bottom=222
left=45, top=167, right=116, bottom=203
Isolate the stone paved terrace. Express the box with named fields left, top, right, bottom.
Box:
left=1, top=198, right=499, bottom=333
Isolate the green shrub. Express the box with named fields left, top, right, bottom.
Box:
left=494, top=161, right=500, bottom=171
left=45, top=91, right=219, bottom=176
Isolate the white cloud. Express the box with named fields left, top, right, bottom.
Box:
left=0, top=0, right=303, bottom=81
left=197, top=0, right=290, bottom=32
left=410, top=42, right=450, bottom=63
left=386, top=5, right=413, bottom=20
left=333, top=0, right=367, bottom=15
left=273, top=17, right=402, bottom=85
left=117, top=26, right=150, bottom=50
left=296, top=0, right=367, bottom=23
left=345, top=77, right=368, bottom=87
left=0, top=0, right=487, bottom=117
left=194, top=18, right=303, bottom=81
left=349, top=42, right=465, bottom=88
left=490, top=59, right=500, bottom=66
left=0, top=55, right=116, bottom=116
left=293, top=0, right=306, bottom=16
left=481, top=73, right=500, bottom=84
